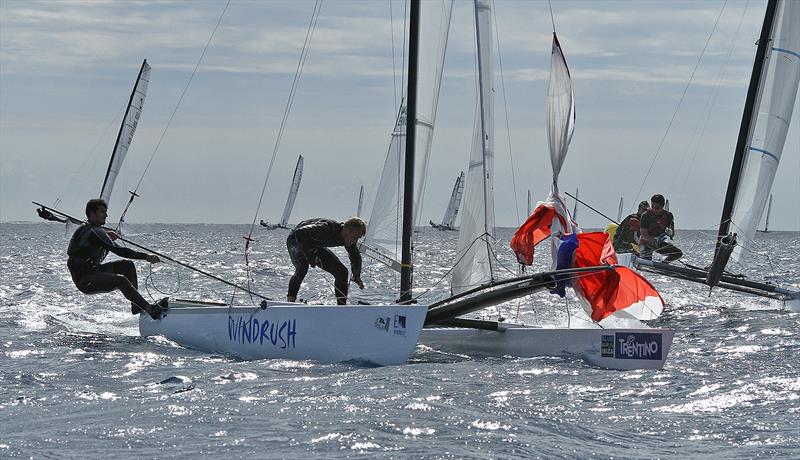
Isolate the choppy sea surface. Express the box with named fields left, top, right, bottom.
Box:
left=1, top=222, right=799, bottom=459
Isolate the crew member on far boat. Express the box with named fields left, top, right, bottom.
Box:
left=286, top=217, right=367, bottom=305
left=639, top=194, right=683, bottom=263
left=613, top=200, right=649, bottom=254
left=67, top=198, right=166, bottom=319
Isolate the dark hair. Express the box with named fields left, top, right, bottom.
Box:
left=343, top=216, right=367, bottom=235
left=639, top=201, right=649, bottom=208
left=650, top=194, right=665, bottom=206
left=85, top=198, right=108, bottom=218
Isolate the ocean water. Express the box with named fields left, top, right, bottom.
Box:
left=1, top=223, right=799, bottom=459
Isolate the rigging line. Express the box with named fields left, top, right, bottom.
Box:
left=247, top=0, right=322, bottom=236
left=413, top=233, right=489, bottom=301
left=548, top=0, right=557, bottom=34
left=491, top=0, right=520, bottom=224
left=565, top=191, right=618, bottom=225
left=133, top=0, right=231, bottom=196
left=630, top=0, right=728, bottom=207
left=676, top=1, right=749, bottom=199
left=389, top=0, right=398, bottom=112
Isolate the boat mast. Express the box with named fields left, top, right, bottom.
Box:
left=764, top=194, right=772, bottom=232
left=716, top=0, right=779, bottom=246
left=400, top=0, right=420, bottom=303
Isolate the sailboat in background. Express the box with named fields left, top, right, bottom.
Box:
left=617, top=197, right=624, bottom=222
left=35, top=59, right=151, bottom=226
left=632, top=0, right=799, bottom=308
left=757, top=194, right=772, bottom=233
left=356, top=185, right=364, bottom=217
left=571, top=188, right=579, bottom=223
left=260, top=154, right=303, bottom=230
left=430, top=171, right=465, bottom=231
left=419, top=2, right=673, bottom=370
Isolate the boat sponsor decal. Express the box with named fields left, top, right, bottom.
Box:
left=601, top=335, right=614, bottom=358
left=228, top=316, right=296, bottom=349
left=375, top=316, right=390, bottom=331
left=394, top=315, right=407, bottom=336
left=614, top=332, right=662, bottom=360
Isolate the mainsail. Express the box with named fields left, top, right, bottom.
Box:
left=451, top=0, right=495, bottom=294
left=722, top=0, right=799, bottom=264
left=440, top=171, right=465, bottom=228
left=362, top=0, right=454, bottom=267
left=100, top=59, right=151, bottom=203
left=279, top=154, right=304, bottom=227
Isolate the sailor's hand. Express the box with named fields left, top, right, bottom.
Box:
left=106, top=230, right=120, bottom=241
left=146, top=254, right=161, bottom=264
left=352, top=276, right=365, bottom=289
left=665, top=227, right=675, bottom=238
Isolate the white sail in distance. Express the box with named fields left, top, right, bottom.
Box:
left=363, top=0, right=454, bottom=267
left=440, top=171, right=465, bottom=228
left=729, top=0, right=799, bottom=264
left=356, top=185, right=364, bottom=217
left=617, top=197, right=624, bottom=222
left=100, top=60, right=151, bottom=203
left=279, top=155, right=304, bottom=227
left=452, top=0, right=495, bottom=294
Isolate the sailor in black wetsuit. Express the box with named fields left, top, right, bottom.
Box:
left=613, top=201, right=649, bottom=254
left=286, top=217, right=367, bottom=305
left=67, top=198, right=165, bottom=319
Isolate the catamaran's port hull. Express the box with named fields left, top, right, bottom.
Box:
left=420, top=326, right=674, bottom=371
left=139, top=301, right=427, bottom=366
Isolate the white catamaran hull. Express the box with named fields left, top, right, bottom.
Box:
left=420, top=325, right=674, bottom=371
left=139, top=301, right=427, bottom=366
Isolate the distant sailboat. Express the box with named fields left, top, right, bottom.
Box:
left=260, top=154, right=303, bottom=230
left=430, top=171, right=465, bottom=231
left=527, top=189, right=532, bottom=216
left=571, top=188, right=578, bottom=223
left=757, top=194, right=773, bottom=233
left=356, top=185, right=364, bottom=217
left=617, top=197, right=624, bottom=222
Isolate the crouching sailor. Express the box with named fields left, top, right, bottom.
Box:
left=67, top=198, right=166, bottom=319
left=286, top=217, right=367, bottom=305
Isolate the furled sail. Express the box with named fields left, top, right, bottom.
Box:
left=279, top=155, right=304, bottom=227
left=362, top=0, right=454, bottom=268
left=100, top=59, right=151, bottom=203
left=440, top=171, right=465, bottom=228
left=451, top=0, right=495, bottom=294
left=728, top=0, right=799, bottom=264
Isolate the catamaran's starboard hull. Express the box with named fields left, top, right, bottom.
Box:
left=420, top=325, right=674, bottom=370
left=139, top=301, right=427, bottom=366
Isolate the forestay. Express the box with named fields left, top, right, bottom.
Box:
left=100, top=60, right=151, bottom=203
left=729, top=0, right=799, bottom=264
left=451, top=0, right=495, bottom=294
left=362, top=0, right=454, bottom=266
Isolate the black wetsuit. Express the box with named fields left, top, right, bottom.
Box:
left=640, top=210, right=682, bottom=262
left=286, top=218, right=362, bottom=305
left=613, top=213, right=641, bottom=254
left=67, top=223, right=150, bottom=310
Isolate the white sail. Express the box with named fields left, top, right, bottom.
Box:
left=452, top=0, right=495, bottom=294
left=617, top=197, right=624, bottom=222
left=527, top=190, right=532, bottom=216
left=356, top=185, right=364, bottom=217
left=279, top=155, right=304, bottom=227
left=440, top=171, right=465, bottom=227
left=363, top=0, right=454, bottom=266
left=730, top=0, right=799, bottom=263
left=572, top=188, right=579, bottom=222
left=763, top=194, right=772, bottom=232
left=100, top=60, right=151, bottom=203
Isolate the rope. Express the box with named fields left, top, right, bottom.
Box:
left=118, top=0, right=231, bottom=227
left=631, top=0, right=728, bottom=208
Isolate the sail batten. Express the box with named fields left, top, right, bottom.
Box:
left=100, top=59, right=151, bottom=204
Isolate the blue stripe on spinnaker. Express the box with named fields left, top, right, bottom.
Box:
left=749, top=147, right=779, bottom=163
left=773, top=47, right=800, bottom=60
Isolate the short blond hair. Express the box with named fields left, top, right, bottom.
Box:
left=343, top=216, right=367, bottom=235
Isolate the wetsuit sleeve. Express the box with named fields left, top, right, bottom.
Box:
left=90, top=227, right=148, bottom=260
left=345, top=244, right=362, bottom=279
left=293, top=220, right=331, bottom=255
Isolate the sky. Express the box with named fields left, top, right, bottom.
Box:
left=1, top=0, right=798, bottom=231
